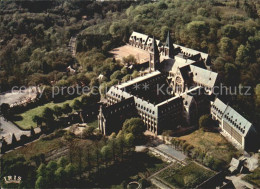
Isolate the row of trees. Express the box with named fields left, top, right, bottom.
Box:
left=34, top=117, right=145, bottom=188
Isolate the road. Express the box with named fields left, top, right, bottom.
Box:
left=0, top=116, right=30, bottom=144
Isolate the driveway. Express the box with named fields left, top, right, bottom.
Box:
left=0, top=116, right=31, bottom=144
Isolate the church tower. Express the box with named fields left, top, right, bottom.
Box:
left=164, top=31, right=174, bottom=58
left=149, top=36, right=160, bottom=72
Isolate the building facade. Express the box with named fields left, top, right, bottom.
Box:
left=98, top=31, right=218, bottom=136
left=211, top=98, right=257, bottom=150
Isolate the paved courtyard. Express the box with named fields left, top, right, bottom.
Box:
left=109, top=45, right=150, bottom=64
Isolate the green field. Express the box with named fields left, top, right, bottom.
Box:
left=14, top=97, right=82, bottom=129
left=157, top=162, right=215, bottom=188
left=179, top=130, right=240, bottom=163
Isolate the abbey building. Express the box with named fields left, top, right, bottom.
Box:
left=98, top=31, right=256, bottom=150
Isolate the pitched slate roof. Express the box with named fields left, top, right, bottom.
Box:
left=130, top=31, right=149, bottom=45
left=173, top=44, right=209, bottom=62
left=223, top=106, right=253, bottom=137
left=211, top=98, right=228, bottom=118
left=179, top=65, right=191, bottom=81
left=170, top=55, right=195, bottom=73
left=212, top=98, right=255, bottom=137
left=190, top=65, right=218, bottom=88
left=147, top=36, right=161, bottom=47
left=117, top=71, right=161, bottom=89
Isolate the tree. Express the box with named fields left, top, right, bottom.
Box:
left=11, top=134, right=17, bottom=145
left=110, top=70, right=123, bottom=80
left=57, top=157, right=67, bottom=168
left=236, top=0, right=240, bottom=8
left=122, top=55, right=137, bottom=66
left=72, top=99, right=82, bottom=111
left=30, top=126, right=35, bottom=136
left=42, top=107, right=54, bottom=130
left=55, top=167, right=66, bottom=187
left=222, top=25, right=238, bottom=38
left=224, top=63, right=239, bottom=86
left=62, top=103, right=72, bottom=115
left=255, top=84, right=260, bottom=108
left=42, top=107, right=54, bottom=121
left=122, top=117, right=145, bottom=144
left=35, top=176, right=46, bottom=189
left=219, top=37, right=232, bottom=56
left=199, top=114, right=212, bottom=131
left=53, top=105, right=62, bottom=119
left=37, top=163, right=47, bottom=178
left=32, top=115, right=42, bottom=127
left=0, top=103, right=10, bottom=117
left=101, top=145, right=111, bottom=168
left=83, top=126, right=95, bottom=139
left=65, top=163, right=76, bottom=184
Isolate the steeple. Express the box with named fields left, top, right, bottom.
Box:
left=149, top=36, right=160, bottom=72
left=165, top=31, right=174, bottom=58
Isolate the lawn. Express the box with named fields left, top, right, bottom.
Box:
left=14, top=96, right=82, bottom=129
left=87, top=119, right=98, bottom=128
left=178, top=130, right=240, bottom=163
left=157, top=162, right=215, bottom=188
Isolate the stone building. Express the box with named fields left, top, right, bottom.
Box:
left=211, top=98, right=257, bottom=150
left=98, top=31, right=218, bottom=136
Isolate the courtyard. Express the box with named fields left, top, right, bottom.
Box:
left=109, top=45, right=150, bottom=64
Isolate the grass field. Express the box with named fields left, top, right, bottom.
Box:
left=178, top=130, right=240, bottom=163
left=14, top=96, right=82, bottom=129
left=157, top=162, right=215, bottom=188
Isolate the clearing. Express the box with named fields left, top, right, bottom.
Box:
left=178, top=130, right=240, bottom=163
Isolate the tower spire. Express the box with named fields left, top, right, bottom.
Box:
left=165, top=31, right=174, bottom=58
left=149, top=36, right=160, bottom=72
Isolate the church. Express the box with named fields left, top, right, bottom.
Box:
left=98, top=31, right=217, bottom=136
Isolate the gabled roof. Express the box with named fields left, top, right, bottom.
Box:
left=212, top=98, right=255, bottom=137
left=179, top=65, right=191, bottom=81
left=170, top=55, right=195, bottom=74
left=173, top=44, right=209, bottom=61
left=190, top=65, right=217, bottom=88
left=182, top=93, right=194, bottom=107
left=116, top=70, right=161, bottom=89
left=130, top=31, right=149, bottom=45
left=147, top=37, right=161, bottom=47
left=211, top=98, right=228, bottom=118
left=223, top=106, right=253, bottom=137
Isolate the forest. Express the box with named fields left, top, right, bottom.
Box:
left=0, top=0, right=259, bottom=128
